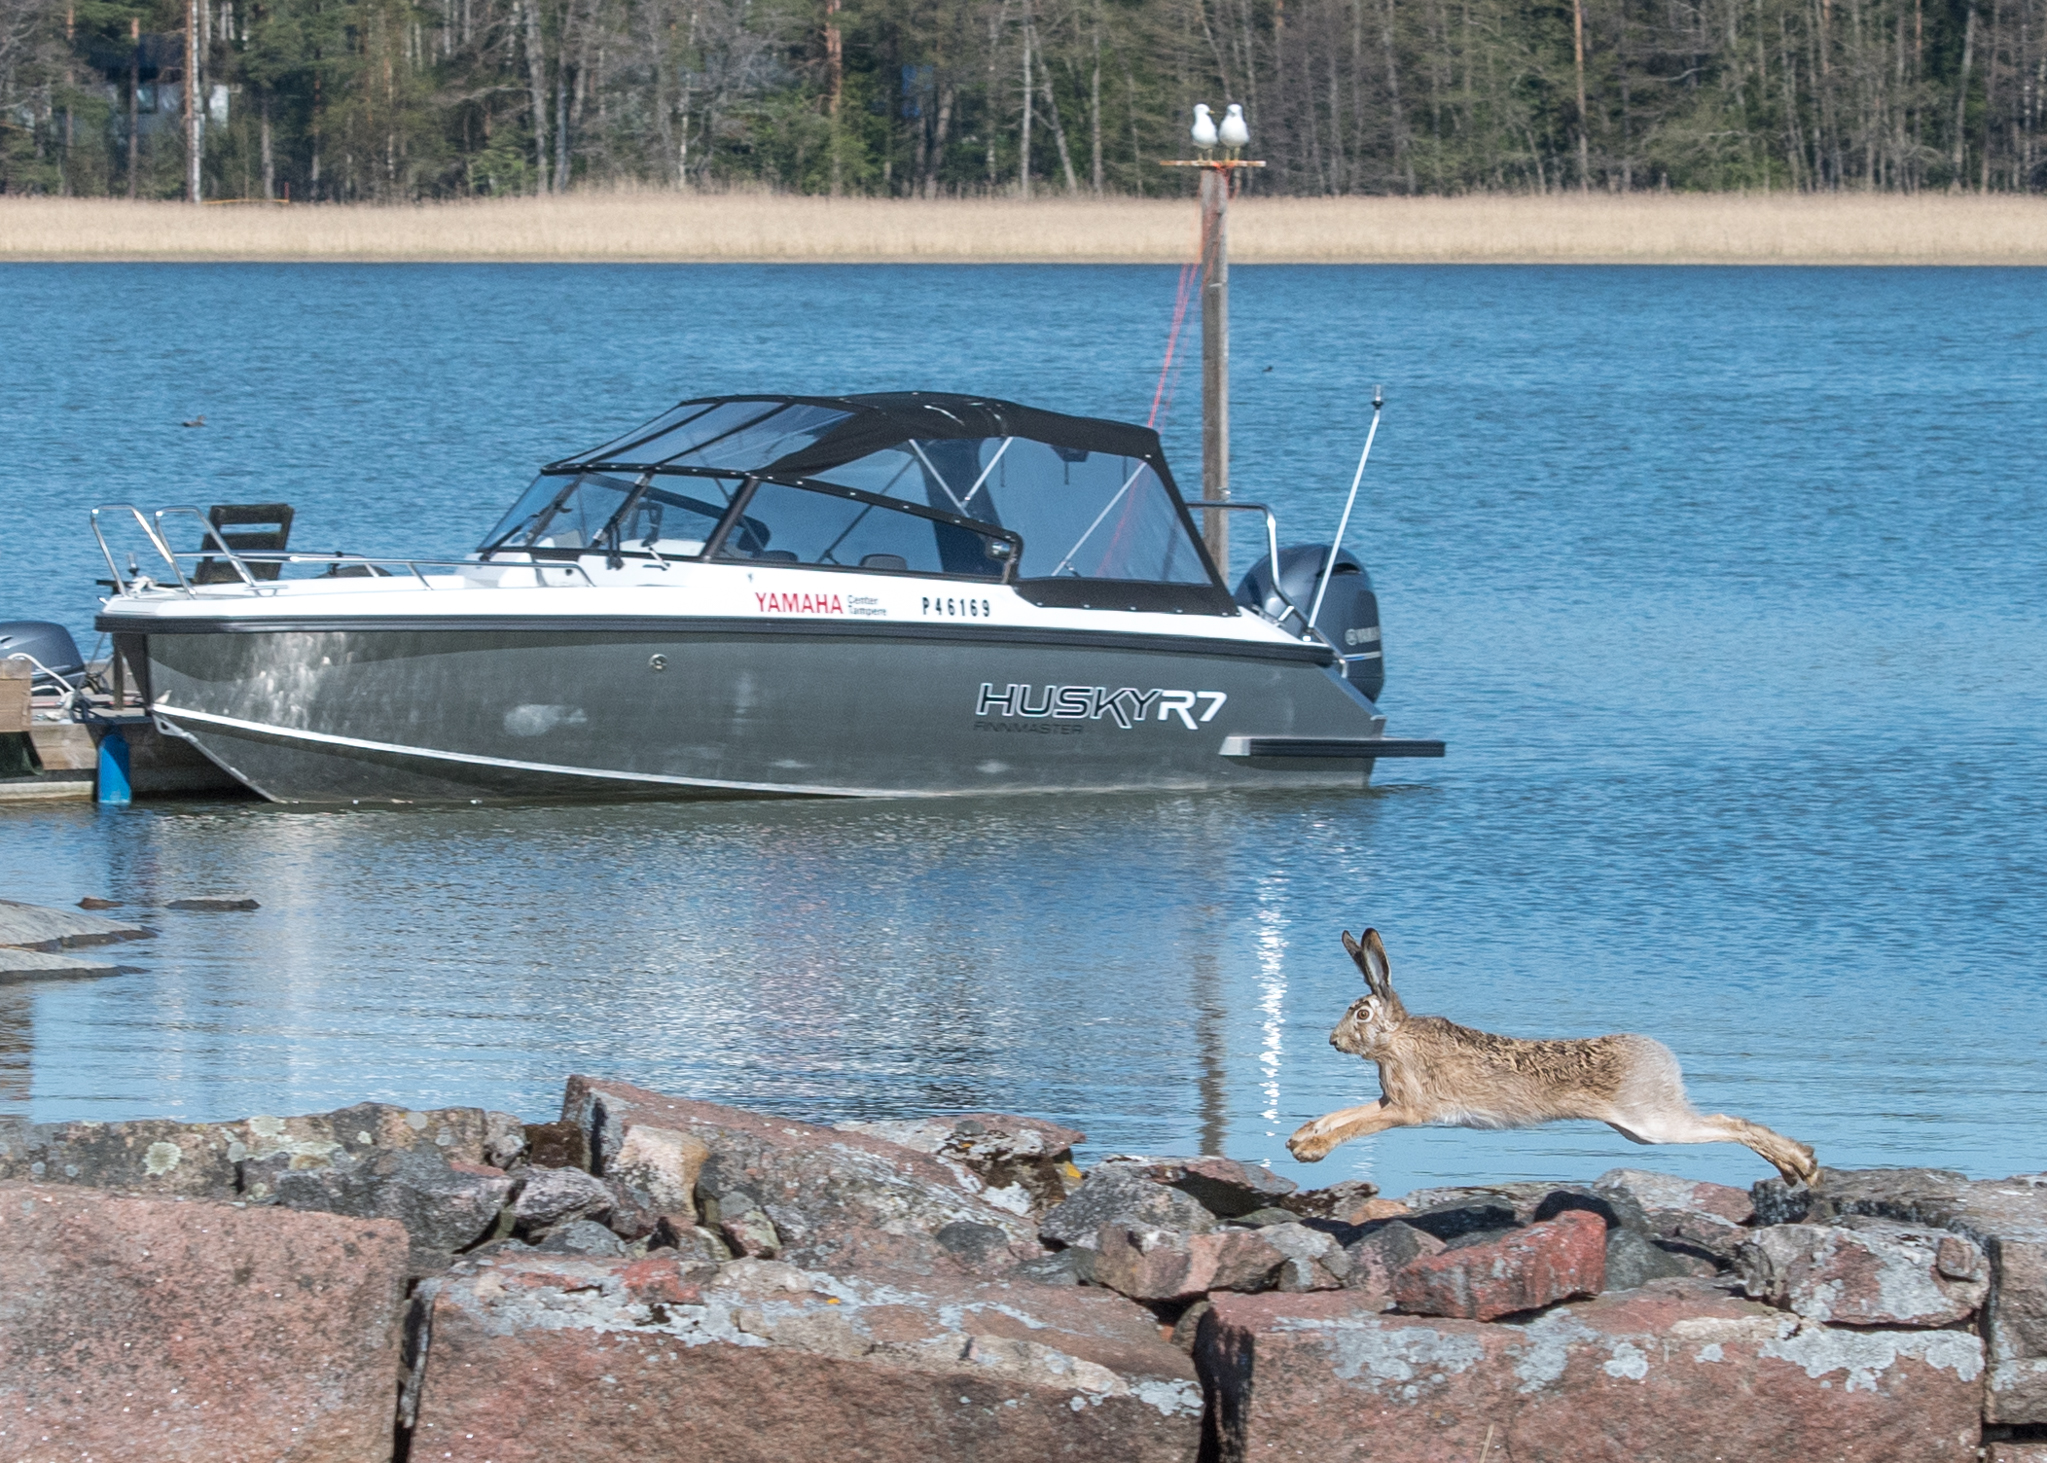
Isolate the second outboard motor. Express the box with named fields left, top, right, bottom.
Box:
left=0, top=621, right=85, bottom=685
left=1234, top=546, right=1384, bottom=702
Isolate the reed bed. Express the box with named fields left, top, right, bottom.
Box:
left=3, top=191, right=2042, bottom=264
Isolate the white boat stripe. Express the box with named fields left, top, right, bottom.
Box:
left=154, top=705, right=925, bottom=799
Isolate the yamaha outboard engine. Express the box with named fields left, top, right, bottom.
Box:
left=1234, top=546, right=1383, bottom=701
left=0, top=621, right=84, bottom=686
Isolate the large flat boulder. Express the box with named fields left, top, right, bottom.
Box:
left=0, top=897, right=152, bottom=951
left=0, top=1181, right=409, bottom=1463
left=1757, top=1167, right=2047, bottom=1423
left=1198, top=1280, right=1984, bottom=1463
left=834, top=1112, right=1084, bottom=1217
left=562, top=1076, right=1039, bottom=1274
left=0, top=1100, right=525, bottom=1204
left=0, top=946, right=123, bottom=983
left=407, top=1251, right=1203, bottom=1463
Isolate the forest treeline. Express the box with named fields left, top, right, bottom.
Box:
left=1, top=0, right=2041, bottom=199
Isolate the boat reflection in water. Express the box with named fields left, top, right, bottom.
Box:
left=94, top=392, right=1441, bottom=804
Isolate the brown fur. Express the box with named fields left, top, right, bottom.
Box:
left=1287, top=928, right=1820, bottom=1186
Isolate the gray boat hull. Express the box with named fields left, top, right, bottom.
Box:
left=111, top=617, right=1405, bottom=804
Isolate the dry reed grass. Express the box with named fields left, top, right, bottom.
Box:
left=2, top=191, right=2042, bottom=264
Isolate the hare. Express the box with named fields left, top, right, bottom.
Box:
left=1286, top=928, right=1819, bottom=1186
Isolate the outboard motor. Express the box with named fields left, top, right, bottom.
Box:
left=1234, top=546, right=1384, bottom=702
left=0, top=621, right=85, bottom=686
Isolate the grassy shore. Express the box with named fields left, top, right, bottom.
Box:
left=3, top=192, right=2042, bottom=264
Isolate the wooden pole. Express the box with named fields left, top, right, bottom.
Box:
left=1199, top=164, right=1229, bottom=571
left=1160, top=158, right=1262, bottom=573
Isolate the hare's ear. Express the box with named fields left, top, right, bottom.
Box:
left=1343, top=929, right=1392, bottom=997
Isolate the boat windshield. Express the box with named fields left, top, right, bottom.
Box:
left=577, top=400, right=853, bottom=473
left=712, top=481, right=1014, bottom=578
left=479, top=472, right=742, bottom=558
left=811, top=438, right=1208, bottom=585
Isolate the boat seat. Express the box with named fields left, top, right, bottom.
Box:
left=756, top=550, right=799, bottom=562
left=858, top=554, right=908, bottom=571
left=195, top=503, right=295, bottom=584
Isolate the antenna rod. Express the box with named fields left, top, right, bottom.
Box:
left=1307, top=384, right=1383, bottom=632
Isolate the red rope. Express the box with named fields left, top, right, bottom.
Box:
left=1147, top=259, right=1199, bottom=429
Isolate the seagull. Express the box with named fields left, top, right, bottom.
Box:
left=1191, top=104, right=1218, bottom=159
left=180, top=414, right=205, bottom=427
left=1219, top=103, right=1251, bottom=158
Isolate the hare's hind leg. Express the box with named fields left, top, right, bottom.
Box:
left=1608, top=1109, right=1818, bottom=1187
left=1600, top=1038, right=1818, bottom=1186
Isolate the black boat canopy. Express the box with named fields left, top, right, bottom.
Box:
left=547, top=392, right=1163, bottom=478
left=484, top=392, right=1233, bottom=612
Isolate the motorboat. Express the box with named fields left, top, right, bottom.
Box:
left=91, top=392, right=1442, bottom=804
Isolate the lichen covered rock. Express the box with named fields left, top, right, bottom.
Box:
left=1198, top=1279, right=1985, bottom=1463
left=407, top=1251, right=1203, bottom=1463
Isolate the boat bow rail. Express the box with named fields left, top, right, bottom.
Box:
left=92, top=505, right=593, bottom=599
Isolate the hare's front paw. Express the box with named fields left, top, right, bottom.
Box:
left=1287, top=1120, right=1337, bottom=1163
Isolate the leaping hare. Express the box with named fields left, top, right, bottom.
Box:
left=1287, top=929, right=1819, bottom=1186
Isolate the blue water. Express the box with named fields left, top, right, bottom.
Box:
left=2, top=264, right=2043, bottom=1198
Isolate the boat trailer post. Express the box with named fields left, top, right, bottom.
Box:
left=1307, top=384, right=1384, bottom=632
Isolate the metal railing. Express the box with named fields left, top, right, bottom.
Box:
left=1180, top=499, right=1337, bottom=654
left=92, top=504, right=595, bottom=597
left=2, top=651, right=88, bottom=716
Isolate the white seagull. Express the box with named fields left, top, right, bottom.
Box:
left=1191, top=104, right=1219, bottom=157
left=1219, top=103, right=1251, bottom=157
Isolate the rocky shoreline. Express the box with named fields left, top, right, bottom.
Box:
left=3, top=1076, right=2043, bottom=1462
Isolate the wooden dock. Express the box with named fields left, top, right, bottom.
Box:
left=1, top=660, right=245, bottom=803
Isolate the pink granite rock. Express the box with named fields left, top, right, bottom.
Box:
left=1391, top=1207, right=1607, bottom=1321
left=1198, top=1280, right=1985, bottom=1463
left=1092, top=1224, right=1287, bottom=1301
left=407, top=1251, right=1202, bottom=1463
left=0, top=1181, right=408, bottom=1463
